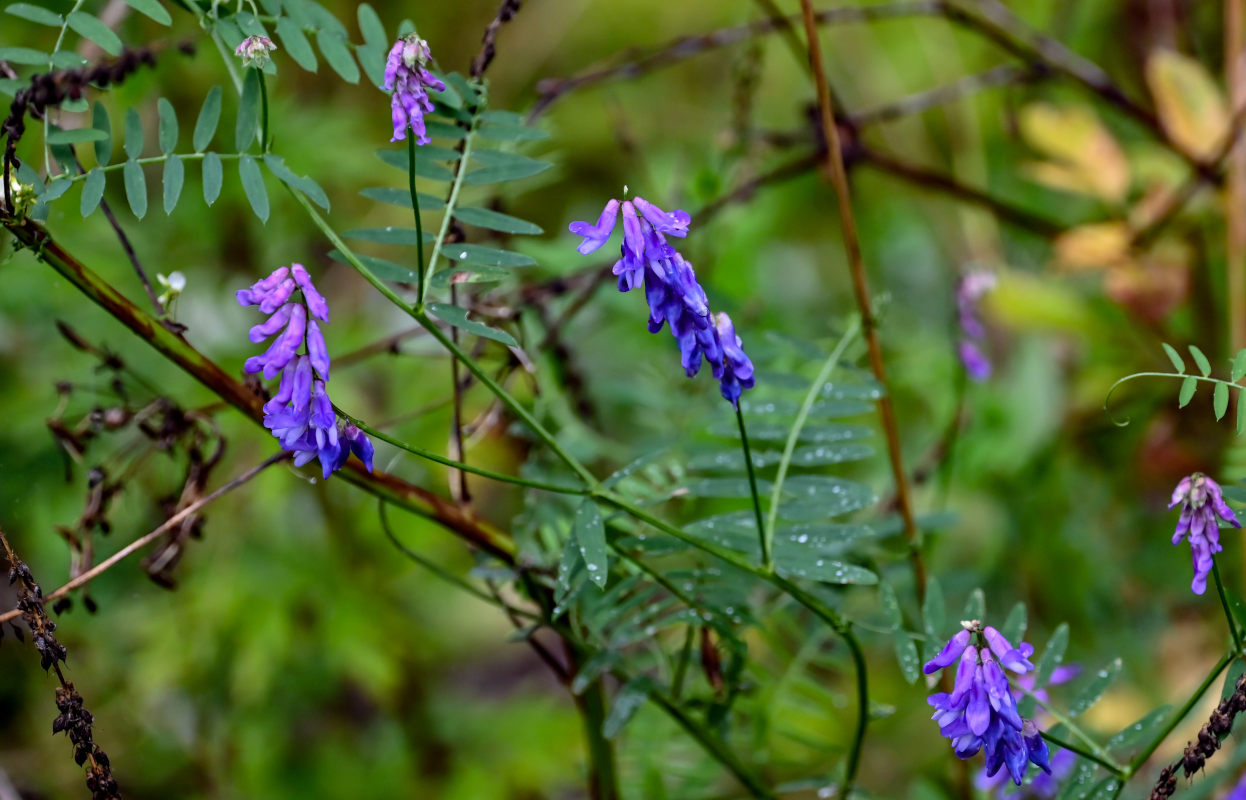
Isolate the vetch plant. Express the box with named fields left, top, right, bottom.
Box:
left=6, top=1, right=1246, bottom=799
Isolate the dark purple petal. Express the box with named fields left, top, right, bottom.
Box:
left=924, top=629, right=971, bottom=674
left=307, top=319, right=330, bottom=382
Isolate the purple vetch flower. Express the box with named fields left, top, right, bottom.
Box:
left=977, top=665, right=1080, bottom=798
left=1169, top=473, right=1241, bottom=595
left=925, top=621, right=1051, bottom=787
left=956, top=270, right=996, bottom=382
left=568, top=195, right=755, bottom=405
left=235, top=35, right=277, bottom=68
left=383, top=35, right=446, bottom=145
left=239, top=265, right=373, bottom=478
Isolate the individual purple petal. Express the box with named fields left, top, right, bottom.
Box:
left=967, top=673, right=991, bottom=736
left=1022, top=720, right=1052, bottom=775
left=925, top=629, right=971, bottom=674
left=258, top=278, right=296, bottom=315
left=632, top=196, right=691, bottom=238
left=249, top=303, right=294, bottom=343
left=569, top=199, right=620, bottom=255
left=307, top=319, right=330, bottom=382
left=292, top=264, right=330, bottom=323
left=949, top=646, right=978, bottom=706
left=959, top=340, right=991, bottom=382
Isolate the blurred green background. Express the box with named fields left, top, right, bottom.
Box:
left=3, top=0, right=1245, bottom=797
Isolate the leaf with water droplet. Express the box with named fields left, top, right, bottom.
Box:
left=603, top=677, right=653, bottom=739
left=1068, top=658, right=1121, bottom=717
left=962, top=588, right=985, bottom=622
left=1001, top=601, right=1027, bottom=644
left=1106, top=705, right=1170, bottom=753
left=574, top=499, right=608, bottom=589
left=893, top=630, right=920, bottom=683
left=1035, top=623, right=1070, bottom=688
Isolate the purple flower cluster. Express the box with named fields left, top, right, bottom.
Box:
left=976, top=664, right=1080, bottom=798
left=925, top=622, right=1052, bottom=787
left=569, top=197, right=754, bottom=406
left=956, top=271, right=995, bottom=382
left=238, top=265, right=374, bottom=479
left=1169, top=473, right=1240, bottom=595
left=383, top=35, right=445, bottom=145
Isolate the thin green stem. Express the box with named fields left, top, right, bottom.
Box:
left=575, top=676, right=621, bottom=800
left=1039, top=730, right=1123, bottom=776
left=49, top=152, right=241, bottom=186
left=422, top=116, right=477, bottom=304
left=407, top=135, right=427, bottom=297
left=377, top=501, right=535, bottom=617
left=1104, top=372, right=1244, bottom=426
left=645, top=685, right=777, bottom=799
left=671, top=624, right=696, bottom=698
left=735, top=404, right=770, bottom=570
left=1019, top=690, right=1126, bottom=777
left=258, top=70, right=270, bottom=153
left=348, top=414, right=587, bottom=495
left=1214, top=559, right=1245, bottom=653
left=415, top=312, right=598, bottom=486
left=289, top=186, right=597, bottom=487
left=1129, top=651, right=1234, bottom=773
left=764, top=319, right=860, bottom=553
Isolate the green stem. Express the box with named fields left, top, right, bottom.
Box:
left=574, top=674, right=621, bottom=800
left=645, top=685, right=777, bottom=799
left=600, top=492, right=868, bottom=795
left=671, top=624, right=696, bottom=698
left=49, top=152, right=242, bottom=185
left=415, top=311, right=597, bottom=486
left=1020, top=690, right=1126, bottom=776
left=1213, top=559, right=1244, bottom=653
left=421, top=115, right=477, bottom=304
left=735, top=404, right=770, bottom=570
left=348, top=414, right=587, bottom=494
left=1128, top=651, right=1234, bottom=773
left=1039, top=730, right=1122, bottom=776
left=407, top=135, right=427, bottom=298
left=1104, top=372, right=1245, bottom=426
left=377, top=501, right=534, bottom=616
left=258, top=70, right=270, bottom=153
left=764, top=319, right=860, bottom=553
left=289, top=186, right=597, bottom=487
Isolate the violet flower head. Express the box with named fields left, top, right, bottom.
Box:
left=956, top=270, right=996, bottom=382
left=925, top=621, right=1051, bottom=787
left=568, top=195, right=754, bottom=406
left=235, top=35, right=277, bottom=69
left=976, top=664, right=1081, bottom=798
left=383, top=34, right=445, bottom=145
left=239, top=264, right=373, bottom=479
left=1169, top=473, right=1240, bottom=595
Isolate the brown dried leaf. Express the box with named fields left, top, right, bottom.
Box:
left=1053, top=223, right=1131, bottom=270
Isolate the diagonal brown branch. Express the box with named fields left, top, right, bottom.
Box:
left=798, top=0, right=926, bottom=603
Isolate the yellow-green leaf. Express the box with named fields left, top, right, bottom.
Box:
left=1146, top=49, right=1229, bottom=159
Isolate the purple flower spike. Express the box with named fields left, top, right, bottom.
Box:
left=239, top=265, right=371, bottom=479
left=1170, top=473, right=1240, bottom=595
left=570, top=194, right=753, bottom=406
left=383, top=35, right=445, bottom=145
left=956, top=271, right=995, bottom=381
left=925, top=628, right=971, bottom=674
left=926, top=623, right=1052, bottom=787
left=569, top=199, right=620, bottom=255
